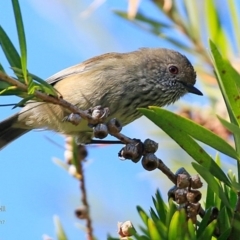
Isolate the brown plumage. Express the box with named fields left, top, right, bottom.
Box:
left=0, top=48, right=202, bottom=149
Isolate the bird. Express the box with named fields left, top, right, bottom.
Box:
left=0, top=48, right=202, bottom=149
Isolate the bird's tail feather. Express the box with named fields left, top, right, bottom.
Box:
left=0, top=114, right=30, bottom=150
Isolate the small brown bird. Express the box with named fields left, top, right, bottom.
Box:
left=0, top=48, right=202, bottom=149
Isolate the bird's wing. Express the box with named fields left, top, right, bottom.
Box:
left=46, top=63, right=86, bottom=85
left=46, top=52, right=121, bottom=85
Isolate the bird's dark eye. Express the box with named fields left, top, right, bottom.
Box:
left=168, top=65, right=179, bottom=74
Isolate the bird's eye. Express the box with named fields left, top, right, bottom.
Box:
left=168, top=65, right=179, bottom=74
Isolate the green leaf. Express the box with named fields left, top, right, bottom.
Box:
left=148, top=218, right=161, bottom=240
left=139, top=107, right=231, bottom=186
left=196, top=208, right=212, bottom=237
left=192, top=163, right=231, bottom=209
left=12, top=0, right=27, bottom=81
left=13, top=94, right=34, bottom=108
left=11, top=67, right=58, bottom=97
left=165, top=198, right=177, bottom=228
left=227, top=0, right=240, bottom=52
left=54, top=215, right=68, bottom=240
left=168, top=209, right=186, bottom=240
left=209, top=39, right=240, bottom=126
left=0, top=63, right=6, bottom=73
left=218, top=206, right=231, bottom=234
left=187, top=219, right=196, bottom=240
left=152, top=190, right=167, bottom=223
left=218, top=229, right=231, bottom=240
left=114, top=10, right=194, bottom=54
left=136, top=206, right=149, bottom=226
left=183, top=0, right=200, bottom=41
left=205, top=184, right=215, bottom=209
left=148, top=107, right=239, bottom=160
left=218, top=115, right=240, bottom=139
left=0, top=25, right=21, bottom=69
left=197, top=219, right=217, bottom=240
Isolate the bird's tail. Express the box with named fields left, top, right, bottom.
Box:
left=0, top=114, right=30, bottom=150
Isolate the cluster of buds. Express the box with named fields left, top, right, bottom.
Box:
left=168, top=168, right=203, bottom=223
left=118, top=138, right=159, bottom=170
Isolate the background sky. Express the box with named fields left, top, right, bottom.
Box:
left=0, top=0, right=227, bottom=239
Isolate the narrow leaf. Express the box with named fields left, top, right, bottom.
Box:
left=209, top=40, right=240, bottom=126
left=145, top=106, right=239, bottom=161
left=54, top=216, right=68, bottom=240
left=148, top=218, right=161, bottom=240
left=197, top=219, right=217, bottom=239
left=139, top=108, right=231, bottom=186
left=0, top=25, right=21, bottom=69
left=136, top=206, right=149, bottom=226
left=12, top=0, right=27, bottom=81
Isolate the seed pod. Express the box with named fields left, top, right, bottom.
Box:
left=141, top=153, right=158, bottom=171
left=177, top=174, right=190, bottom=189
left=107, top=118, right=122, bottom=134
left=190, top=175, right=203, bottom=189
left=75, top=206, right=88, bottom=219
left=186, top=190, right=202, bottom=203
left=119, top=142, right=143, bottom=163
left=143, top=138, right=158, bottom=153
left=93, top=123, right=108, bottom=139
left=175, top=189, right=188, bottom=204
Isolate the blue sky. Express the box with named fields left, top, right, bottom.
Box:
left=0, top=0, right=222, bottom=239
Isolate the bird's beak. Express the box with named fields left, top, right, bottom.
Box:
left=181, top=82, right=203, bottom=96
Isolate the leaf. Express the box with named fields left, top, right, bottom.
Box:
left=139, top=107, right=231, bottom=186
left=153, top=190, right=167, bottom=223
left=168, top=209, right=186, bottom=240
left=192, top=163, right=231, bottom=209
left=209, top=40, right=240, bottom=126
left=114, top=10, right=194, bottom=53
left=148, top=218, right=161, bottom=240
left=187, top=219, right=196, bottom=240
left=145, top=106, right=239, bottom=161
left=165, top=198, right=177, bottom=228
left=196, top=208, right=212, bottom=237
left=197, top=219, right=217, bottom=240
left=218, top=229, right=232, bottom=240
left=13, top=94, right=34, bottom=108
left=218, top=206, right=231, bottom=234
left=0, top=25, right=21, bottom=69
left=12, top=0, right=27, bottom=81
left=0, top=63, right=6, bottom=73
left=205, top=184, right=215, bottom=209
left=183, top=0, right=200, bottom=41
left=218, top=115, right=240, bottom=138
left=227, top=0, right=240, bottom=52
left=54, top=215, right=68, bottom=240
left=136, top=206, right=149, bottom=226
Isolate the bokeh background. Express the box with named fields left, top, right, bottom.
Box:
left=0, top=0, right=237, bottom=239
